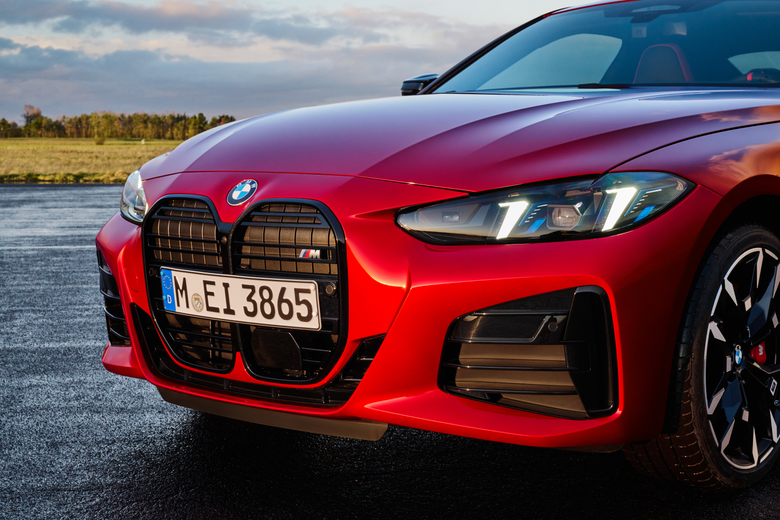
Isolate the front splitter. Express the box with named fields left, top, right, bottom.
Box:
left=158, top=387, right=388, bottom=441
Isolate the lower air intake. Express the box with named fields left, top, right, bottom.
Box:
left=438, top=287, right=617, bottom=420
left=133, top=305, right=381, bottom=406
left=97, top=250, right=131, bottom=346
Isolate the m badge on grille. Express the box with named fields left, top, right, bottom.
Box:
left=299, top=249, right=321, bottom=259
left=227, top=179, right=258, bottom=206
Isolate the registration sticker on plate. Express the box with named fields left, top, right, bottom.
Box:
left=159, top=267, right=321, bottom=331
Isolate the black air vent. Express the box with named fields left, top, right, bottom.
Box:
left=97, top=250, right=131, bottom=346
left=439, top=287, right=617, bottom=420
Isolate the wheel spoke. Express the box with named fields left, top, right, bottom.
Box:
left=724, top=276, right=739, bottom=308
left=707, top=320, right=732, bottom=358
left=722, top=248, right=761, bottom=317
left=719, top=379, right=743, bottom=429
left=771, top=409, right=780, bottom=443
left=719, top=397, right=759, bottom=467
left=752, top=427, right=760, bottom=465
left=745, top=365, right=780, bottom=441
left=748, top=360, right=778, bottom=378
left=719, top=413, right=738, bottom=454
left=747, top=262, right=780, bottom=342
left=709, top=379, right=743, bottom=448
left=707, top=386, right=726, bottom=415
left=714, top=288, right=746, bottom=343
left=747, top=249, right=763, bottom=304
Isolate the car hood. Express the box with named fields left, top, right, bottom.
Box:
left=142, top=89, right=780, bottom=192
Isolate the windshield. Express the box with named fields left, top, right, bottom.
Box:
left=434, top=0, right=780, bottom=92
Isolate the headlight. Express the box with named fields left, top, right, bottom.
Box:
left=396, top=172, right=692, bottom=244
left=120, top=169, right=148, bottom=224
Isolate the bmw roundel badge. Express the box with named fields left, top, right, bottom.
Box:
left=227, top=179, right=258, bottom=206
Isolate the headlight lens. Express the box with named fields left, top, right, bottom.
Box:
left=396, top=172, right=692, bottom=244
left=120, top=169, right=147, bottom=224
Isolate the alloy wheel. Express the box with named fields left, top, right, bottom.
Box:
left=705, top=247, right=780, bottom=469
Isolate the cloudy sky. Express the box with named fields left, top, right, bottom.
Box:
left=0, top=0, right=574, bottom=123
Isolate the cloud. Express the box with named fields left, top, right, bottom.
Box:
left=0, top=0, right=386, bottom=46
left=0, top=38, right=21, bottom=51
left=0, top=2, right=513, bottom=122
left=0, top=37, right=472, bottom=121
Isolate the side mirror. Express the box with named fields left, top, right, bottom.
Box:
left=401, top=74, right=439, bottom=96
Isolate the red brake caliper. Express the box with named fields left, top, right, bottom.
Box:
left=751, top=342, right=767, bottom=364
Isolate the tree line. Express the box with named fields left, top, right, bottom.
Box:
left=0, top=105, right=236, bottom=140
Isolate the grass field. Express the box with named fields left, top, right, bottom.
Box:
left=0, top=138, right=184, bottom=183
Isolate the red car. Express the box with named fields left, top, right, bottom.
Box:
left=97, top=0, right=780, bottom=489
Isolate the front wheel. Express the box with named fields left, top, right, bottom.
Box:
left=625, top=225, right=780, bottom=489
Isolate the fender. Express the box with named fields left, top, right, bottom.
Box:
left=615, top=122, right=780, bottom=431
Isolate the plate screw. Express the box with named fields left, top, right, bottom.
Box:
left=325, top=282, right=337, bottom=296
left=775, top=400, right=780, bottom=407
left=221, top=236, right=228, bottom=244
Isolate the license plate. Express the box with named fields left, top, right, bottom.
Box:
left=159, top=267, right=321, bottom=331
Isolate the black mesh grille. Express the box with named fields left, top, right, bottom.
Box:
left=148, top=199, right=222, bottom=270
left=233, top=203, right=338, bottom=276
left=143, top=196, right=347, bottom=383
left=159, top=313, right=234, bottom=372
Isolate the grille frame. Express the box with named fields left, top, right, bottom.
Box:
left=142, top=195, right=350, bottom=386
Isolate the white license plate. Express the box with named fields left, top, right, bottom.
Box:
left=160, top=267, right=321, bottom=331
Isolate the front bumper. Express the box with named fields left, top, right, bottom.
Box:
left=97, top=171, right=723, bottom=448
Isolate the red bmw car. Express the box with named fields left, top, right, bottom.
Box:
left=97, top=0, right=780, bottom=489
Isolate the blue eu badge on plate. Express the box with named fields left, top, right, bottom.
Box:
left=161, top=269, right=176, bottom=311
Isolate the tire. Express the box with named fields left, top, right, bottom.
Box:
left=624, top=225, right=780, bottom=489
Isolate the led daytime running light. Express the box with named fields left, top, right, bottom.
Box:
left=497, top=201, right=529, bottom=239
left=603, top=187, right=637, bottom=231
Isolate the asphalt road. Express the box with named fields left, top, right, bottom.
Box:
left=2, top=184, right=780, bottom=519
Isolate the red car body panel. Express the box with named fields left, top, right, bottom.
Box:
left=102, top=145, right=753, bottom=446
left=140, top=93, right=780, bottom=194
